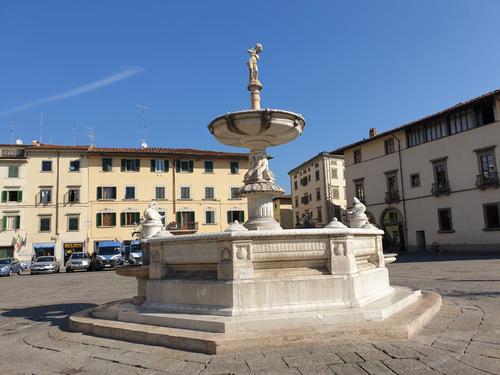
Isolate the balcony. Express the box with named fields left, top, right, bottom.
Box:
left=476, top=172, right=499, bottom=189
left=431, top=181, right=450, bottom=196
left=169, top=222, right=198, bottom=235
left=384, top=190, right=400, bottom=204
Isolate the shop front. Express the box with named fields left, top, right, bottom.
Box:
left=63, top=242, right=84, bottom=265
left=33, top=243, right=55, bottom=259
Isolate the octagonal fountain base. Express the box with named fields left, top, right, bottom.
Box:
left=69, top=228, right=441, bottom=354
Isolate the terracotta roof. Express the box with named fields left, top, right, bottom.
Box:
left=288, top=151, right=343, bottom=175
left=19, top=144, right=248, bottom=158
left=331, top=88, right=500, bottom=154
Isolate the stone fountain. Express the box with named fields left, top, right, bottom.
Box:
left=69, top=44, right=441, bottom=354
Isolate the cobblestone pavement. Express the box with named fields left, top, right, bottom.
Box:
left=0, top=254, right=499, bottom=374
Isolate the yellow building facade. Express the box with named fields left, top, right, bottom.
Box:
left=0, top=143, right=248, bottom=262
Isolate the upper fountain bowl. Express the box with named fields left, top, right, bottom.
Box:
left=208, top=109, right=306, bottom=150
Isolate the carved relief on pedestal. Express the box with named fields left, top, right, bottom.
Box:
left=151, top=247, right=161, bottom=263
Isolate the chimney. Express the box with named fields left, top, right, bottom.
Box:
left=369, top=128, right=377, bottom=138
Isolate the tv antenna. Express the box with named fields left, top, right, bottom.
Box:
left=9, top=118, right=15, bottom=144
left=136, top=104, right=149, bottom=147
left=86, top=127, right=95, bottom=146
left=72, top=124, right=77, bottom=146
left=39, top=112, right=43, bottom=143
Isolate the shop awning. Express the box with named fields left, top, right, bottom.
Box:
left=33, top=243, right=55, bottom=249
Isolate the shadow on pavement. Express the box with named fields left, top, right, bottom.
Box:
left=1, top=303, right=96, bottom=330
left=393, top=253, right=500, bottom=263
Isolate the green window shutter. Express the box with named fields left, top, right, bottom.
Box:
left=188, top=160, right=194, bottom=173
left=1, top=191, right=6, bottom=202
left=121, top=159, right=126, bottom=171
left=135, top=159, right=140, bottom=171
left=111, top=213, right=116, bottom=226
left=97, top=187, right=102, bottom=200
left=96, top=213, right=102, bottom=227
left=135, top=212, right=141, bottom=224
left=189, top=211, right=195, bottom=222
left=175, top=160, right=180, bottom=172
left=17, top=191, right=22, bottom=202
left=165, top=160, right=169, bottom=172
left=176, top=212, right=181, bottom=223
left=239, top=211, right=245, bottom=222
left=120, top=212, right=125, bottom=226
left=227, top=211, right=232, bottom=224
left=15, top=216, right=20, bottom=229
left=2, top=216, right=6, bottom=231
left=112, top=187, right=117, bottom=199
left=150, top=159, right=155, bottom=172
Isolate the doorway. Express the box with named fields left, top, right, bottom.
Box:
left=380, top=207, right=406, bottom=252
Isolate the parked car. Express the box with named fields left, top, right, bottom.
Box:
left=94, top=241, right=123, bottom=270
left=30, top=256, right=60, bottom=274
left=65, top=252, right=91, bottom=272
left=0, top=257, right=22, bottom=276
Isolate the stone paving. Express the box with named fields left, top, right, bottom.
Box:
left=0, top=254, right=499, bottom=374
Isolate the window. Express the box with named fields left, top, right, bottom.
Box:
left=227, top=210, right=244, bottom=224
left=102, top=158, right=113, bottom=172
left=317, top=207, right=322, bottom=223
left=294, top=196, right=299, bottom=207
left=354, top=179, right=365, bottom=203
left=230, top=161, right=239, bottom=174
left=331, top=186, right=339, bottom=199
left=432, top=159, right=449, bottom=194
left=97, top=186, right=117, bottom=200
left=180, top=186, right=191, bottom=199
left=476, top=148, right=498, bottom=188
left=384, top=139, right=395, bottom=155
left=176, top=160, right=194, bottom=173
left=406, top=119, right=448, bottom=147
left=386, top=172, right=398, bottom=193
left=155, top=186, right=166, bottom=199
left=204, top=161, right=214, bottom=173
left=300, top=176, right=308, bottom=186
left=121, top=159, right=140, bottom=172
left=68, top=188, right=80, bottom=203
left=176, top=211, right=196, bottom=228
left=331, top=167, right=338, bottom=179
left=204, top=187, right=215, bottom=199
left=150, top=159, right=169, bottom=172
left=230, top=187, right=240, bottom=199
left=121, top=212, right=140, bottom=226
left=68, top=216, right=79, bottom=231
left=205, top=210, right=215, bottom=224
left=294, top=180, right=298, bottom=190
left=315, top=170, right=320, bottom=181
left=69, top=160, right=80, bottom=172
left=449, top=108, right=476, bottom=135
left=438, top=208, right=453, bottom=232
left=477, top=105, right=495, bottom=126
left=40, top=188, right=52, bottom=204
left=41, top=160, right=52, bottom=172
left=316, top=188, right=321, bottom=201
left=301, top=193, right=309, bottom=205
left=483, top=203, right=500, bottom=230
left=96, top=212, right=116, bottom=227
left=2, top=215, right=20, bottom=230
left=124, top=186, right=136, bottom=200
left=410, top=173, right=420, bottom=188
left=353, top=149, right=362, bottom=164
left=8, top=166, right=19, bottom=178
left=39, top=216, right=51, bottom=232
left=1, top=190, right=22, bottom=202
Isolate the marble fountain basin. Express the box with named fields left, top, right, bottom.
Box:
left=208, top=109, right=306, bottom=149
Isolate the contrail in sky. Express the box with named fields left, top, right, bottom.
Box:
left=0, top=67, right=144, bottom=117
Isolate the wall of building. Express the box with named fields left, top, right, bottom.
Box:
left=344, top=109, right=500, bottom=253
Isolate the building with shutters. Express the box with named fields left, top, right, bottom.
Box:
left=288, top=152, right=347, bottom=227
left=0, top=143, right=248, bottom=262
left=332, top=89, right=500, bottom=253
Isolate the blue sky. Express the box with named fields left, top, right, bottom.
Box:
left=1, top=1, right=499, bottom=189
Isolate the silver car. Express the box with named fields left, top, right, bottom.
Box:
left=0, top=258, right=22, bottom=276
left=65, top=252, right=91, bottom=272
left=30, top=256, right=60, bottom=275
